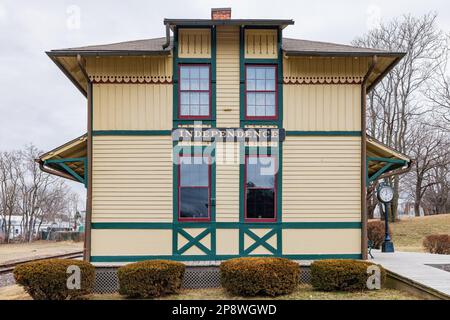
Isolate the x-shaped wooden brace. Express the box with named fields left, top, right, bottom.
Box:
left=177, top=228, right=211, bottom=255
left=243, top=228, right=277, bottom=255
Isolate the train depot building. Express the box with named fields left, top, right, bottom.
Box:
left=39, top=8, right=411, bottom=264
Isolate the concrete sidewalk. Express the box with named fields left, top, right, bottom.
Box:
left=371, top=250, right=450, bottom=298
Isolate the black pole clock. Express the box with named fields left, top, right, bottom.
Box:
left=377, top=183, right=395, bottom=253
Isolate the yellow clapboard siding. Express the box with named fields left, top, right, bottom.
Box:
left=92, top=84, right=172, bottom=131
left=91, top=230, right=172, bottom=255
left=216, top=26, right=240, bottom=127
left=283, top=84, right=361, bottom=131
left=282, top=136, right=361, bottom=221
left=92, top=136, right=173, bottom=222
left=282, top=229, right=361, bottom=254
left=178, top=28, right=211, bottom=58
left=215, top=142, right=240, bottom=222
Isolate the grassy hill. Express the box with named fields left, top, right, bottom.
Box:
left=389, top=213, right=450, bottom=252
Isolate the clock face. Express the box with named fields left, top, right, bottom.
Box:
left=378, top=186, right=394, bottom=203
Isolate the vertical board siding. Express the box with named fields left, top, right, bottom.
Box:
left=282, top=136, right=361, bottom=222
left=92, top=136, right=173, bottom=222
left=216, top=26, right=240, bottom=127
left=283, top=56, right=369, bottom=84
left=244, top=29, right=278, bottom=59
left=178, top=28, right=211, bottom=58
left=93, top=84, right=172, bottom=130
left=215, top=142, right=240, bottom=222
left=283, top=84, right=361, bottom=131
left=86, top=56, right=173, bottom=83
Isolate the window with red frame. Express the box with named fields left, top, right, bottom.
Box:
left=245, top=155, right=277, bottom=221
left=179, top=155, right=210, bottom=221
left=245, top=65, right=277, bottom=119
left=179, top=65, right=210, bottom=118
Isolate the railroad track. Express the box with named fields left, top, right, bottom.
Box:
left=0, top=251, right=84, bottom=275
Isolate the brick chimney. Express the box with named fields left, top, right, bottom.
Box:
left=211, top=8, right=231, bottom=20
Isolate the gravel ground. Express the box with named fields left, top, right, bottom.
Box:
left=0, top=273, right=15, bottom=288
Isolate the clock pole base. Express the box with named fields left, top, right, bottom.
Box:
left=381, top=241, right=395, bottom=253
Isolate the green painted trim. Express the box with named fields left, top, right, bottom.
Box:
left=172, top=26, right=216, bottom=125
left=44, top=157, right=87, bottom=186
left=91, top=222, right=173, bottom=229
left=239, top=26, right=283, bottom=127
left=282, top=222, right=362, bottom=229
left=369, top=163, right=394, bottom=182
left=177, top=228, right=211, bottom=255
left=277, top=28, right=283, bottom=127
left=366, top=157, right=408, bottom=185
left=286, top=131, right=362, bottom=136
left=173, top=27, right=179, bottom=125
left=92, top=130, right=171, bottom=136
left=211, top=26, right=217, bottom=123
left=177, top=58, right=212, bottom=64
left=90, top=253, right=362, bottom=263
left=367, top=157, right=407, bottom=164
left=90, top=222, right=362, bottom=230
left=172, top=144, right=217, bottom=256
left=45, top=157, right=86, bottom=163
left=244, top=59, right=279, bottom=64
left=58, top=163, right=84, bottom=184
left=239, top=26, right=245, bottom=124
left=243, top=228, right=277, bottom=255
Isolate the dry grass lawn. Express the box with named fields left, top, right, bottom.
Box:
left=87, top=285, right=418, bottom=300
left=0, top=284, right=418, bottom=300
left=389, top=213, right=450, bottom=252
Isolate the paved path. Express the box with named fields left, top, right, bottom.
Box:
left=371, top=250, right=450, bottom=298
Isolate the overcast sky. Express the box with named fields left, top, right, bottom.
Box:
left=0, top=0, right=449, bottom=200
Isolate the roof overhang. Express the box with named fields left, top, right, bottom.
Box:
left=164, top=18, right=294, bottom=30
left=38, top=135, right=87, bottom=185
left=367, top=135, right=411, bottom=181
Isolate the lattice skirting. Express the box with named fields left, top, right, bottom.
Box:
left=93, top=266, right=311, bottom=294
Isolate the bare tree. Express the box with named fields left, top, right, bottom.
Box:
left=405, top=125, right=450, bottom=216
left=353, top=13, right=448, bottom=220
left=17, top=145, right=73, bottom=242
left=0, top=151, right=22, bottom=243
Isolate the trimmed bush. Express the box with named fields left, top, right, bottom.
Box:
left=368, top=220, right=391, bottom=249
left=423, top=234, right=450, bottom=254
left=311, top=259, right=386, bottom=291
left=118, top=260, right=185, bottom=298
left=220, top=257, right=299, bottom=296
left=13, top=259, right=95, bottom=300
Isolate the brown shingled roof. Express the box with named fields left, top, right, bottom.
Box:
left=48, top=36, right=403, bottom=57
left=48, top=37, right=173, bottom=56
left=282, top=38, right=402, bottom=56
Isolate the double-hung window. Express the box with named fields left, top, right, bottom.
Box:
left=245, top=65, right=277, bottom=119
left=178, top=155, right=211, bottom=221
left=179, top=65, right=211, bottom=119
left=245, top=155, right=277, bottom=222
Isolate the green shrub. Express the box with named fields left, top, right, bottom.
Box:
left=311, top=259, right=386, bottom=291
left=118, top=260, right=185, bottom=298
left=220, top=257, right=299, bottom=296
left=368, top=220, right=391, bottom=249
left=13, top=259, right=95, bottom=300
left=423, top=234, right=450, bottom=254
